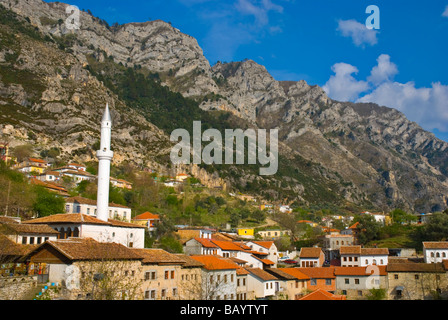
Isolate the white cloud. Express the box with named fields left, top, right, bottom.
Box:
left=323, top=55, right=448, bottom=134
left=235, top=0, right=283, bottom=26
left=443, top=5, right=448, bottom=17
left=323, top=63, right=369, bottom=102
left=357, top=81, right=448, bottom=132
left=337, top=19, right=378, bottom=47
left=368, top=54, right=398, bottom=85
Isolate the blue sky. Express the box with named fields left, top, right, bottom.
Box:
left=56, top=0, right=448, bottom=142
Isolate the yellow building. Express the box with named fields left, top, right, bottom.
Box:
left=237, top=228, right=254, bottom=239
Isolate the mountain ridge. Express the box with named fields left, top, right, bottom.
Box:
left=0, top=0, right=447, bottom=213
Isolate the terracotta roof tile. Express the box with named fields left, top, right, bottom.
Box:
left=31, top=238, right=142, bottom=261
left=423, top=242, right=448, bottom=249
left=334, top=266, right=387, bottom=276
left=133, top=249, right=186, bottom=265
left=300, top=247, right=323, bottom=258
left=246, top=268, right=278, bottom=281
left=190, top=255, right=240, bottom=271
left=300, top=289, right=346, bottom=300
left=387, top=263, right=445, bottom=273
left=340, top=245, right=362, bottom=255
left=276, top=268, right=310, bottom=280
left=134, top=212, right=160, bottom=220
left=297, top=267, right=336, bottom=279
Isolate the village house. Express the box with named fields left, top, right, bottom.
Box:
left=0, top=218, right=59, bottom=245
left=25, top=237, right=143, bottom=300
left=36, top=171, right=62, bottom=183
left=340, top=246, right=389, bottom=267
left=387, top=261, right=448, bottom=300
left=190, top=255, right=239, bottom=300
left=132, top=211, right=160, bottom=233
left=175, top=226, right=214, bottom=242
left=133, top=248, right=187, bottom=300
left=22, top=213, right=146, bottom=249
left=16, top=158, right=49, bottom=175
left=110, top=177, right=133, bottom=190
left=235, top=267, right=252, bottom=300
left=245, top=241, right=278, bottom=267
left=64, top=196, right=132, bottom=222
left=297, top=267, right=337, bottom=293
left=175, top=254, right=204, bottom=300
left=323, top=234, right=355, bottom=261
left=422, top=242, right=448, bottom=263
left=257, top=229, right=291, bottom=240
left=237, top=227, right=255, bottom=239
left=51, top=166, right=96, bottom=184
left=299, top=247, right=325, bottom=267
left=30, top=178, right=70, bottom=197
left=267, top=267, right=309, bottom=300
left=245, top=267, right=278, bottom=300
left=334, top=266, right=388, bottom=300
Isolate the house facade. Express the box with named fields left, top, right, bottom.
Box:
left=423, top=242, right=448, bottom=263
left=334, top=266, right=388, bottom=300
left=299, top=247, right=325, bottom=267
left=65, top=196, right=132, bottom=222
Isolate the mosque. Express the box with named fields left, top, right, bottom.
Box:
left=23, top=105, right=145, bottom=248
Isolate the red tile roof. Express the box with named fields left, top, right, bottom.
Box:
left=190, top=255, right=240, bottom=271
left=423, top=242, right=448, bottom=249
left=297, top=267, right=336, bottom=279
left=280, top=268, right=310, bottom=280
left=334, top=266, right=387, bottom=276
left=133, top=212, right=160, bottom=220
left=300, top=247, right=323, bottom=258
left=299, top=289, right=346, bottom=300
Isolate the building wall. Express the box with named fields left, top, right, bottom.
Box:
left=341, top=255, right=361, bottom=267
left=387, top=271, right=448, bottom=300
left=424, top=249, right=448, bottom=263
left=335, top=275, right=388, bottom=300
left=141, top=264, right=183, bottom=300
left=359, top=255, right=388, bottom=267
left=202, top=269, right=237, bottom=300
left=178, top=267, right=203, bottom=300
left=247, top=275, right=276, bottom=299
left=81, top=224, right=145, bottom=249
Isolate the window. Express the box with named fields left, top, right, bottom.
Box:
left=310, top=279, right=317, bottom=286
left=22, top=237, right=27, bottom=245
left=394, top=274, right=399, bottom=280
left=145, top=271, right=156, bottom=281
left=355, top=279, right=360, bottom=285
left=165, top=271, right=169, bottom=280
left=342, top=290, right=347, bottom=295
left=173, top=288, right=177, bottom=296
left=358, top=291, right=363, bottom=297
left=171, top=270, right=175, bottom=279
left=325, top=279, right=332, bottom=286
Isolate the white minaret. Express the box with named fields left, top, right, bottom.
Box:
left=96, top=104, right=114, bottom=222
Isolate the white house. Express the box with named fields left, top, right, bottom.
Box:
left=423, top=242, right=448, bottom=263
left=23, top=213, right=146, bottom=249
left=245, top=241, right=278, bottom=266
left=246, top=268, right=278, bottom=299
left=190, top=255, right=239, bottom=300
left=65, top=196, right=132, bottom=222
left=340, top=246, right=389, bottom=267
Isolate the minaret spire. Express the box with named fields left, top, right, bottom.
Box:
left=96, top=103, right=114, bottom=222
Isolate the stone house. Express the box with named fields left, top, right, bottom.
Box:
left=387, top=261, right=448, bottom=300
left=268, top=267, right=309, bottom=300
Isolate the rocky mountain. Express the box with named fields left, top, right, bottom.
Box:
left=1, top=0, right=447, bottom=213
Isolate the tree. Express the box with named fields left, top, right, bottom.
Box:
left=390, top=209, right=417, bottom=225
left=32, top=186, right=65, bottom=217
left=366, top=288, right=387, bottom=300
left=11, top=144, right=33, bottom=163
left=411, top=212, right=448, bottom=250
left=353, top=214, right=382, bottom=245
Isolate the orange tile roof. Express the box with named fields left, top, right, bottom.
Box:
left=340, top=245, right=362, bottom=255
left=133, top=249, right=186, bottom=265
left=193, top=237, right=218, bottom=248
left=29, top=158, right=47, bottom=163
left=423, top=242, right=448, bottom=249
left=300, top=247, right=323, bottom=258
left=361, top=248, right=389, bottom=256
left=134, top=212, right=160, bottom=220
left=251, top=241, right=274, bottom=249
left=297, top=267, right=336, bottom=279
left=280, top=268, right=310, bottom=280
left=299, top=289, right=346, bottom=300
left=246, top=268, right=278, bottom=281
left=334, top=266, right=387, bottom=276
left=211, top=240, right=244, bottom=251
left=190, top=255, right=240, bottom=271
